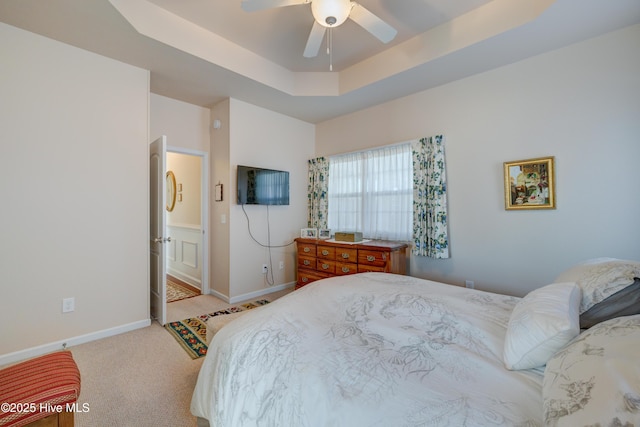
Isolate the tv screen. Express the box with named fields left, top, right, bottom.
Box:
left=237, top=165, right=290, bottom=205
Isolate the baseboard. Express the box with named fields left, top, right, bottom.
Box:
left=0, top=319, right=151, bottom=366
left=167, top=268, right=201, bottom=289
left=167, top=274, right=200, bottom=294
left=207, top=289, right=230, bottom=303
left=228, top=281, right=296, bottom=305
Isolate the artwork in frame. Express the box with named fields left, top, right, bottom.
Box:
left=301, top=228, right=318, bottom=238
left=504, top=156, right=556, bottom=210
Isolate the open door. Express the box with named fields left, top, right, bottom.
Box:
left=150, top=136, right=167, bottom=325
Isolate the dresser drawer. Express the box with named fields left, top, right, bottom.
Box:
left=358, top=249, right=389, bottom=268
left=335, top=261, right=358, bottom=275
left=296, top=268, right=331, bottom=288
left=295, top=238, right=407, bottom=287
left=317, top=259, right=335, bottom=274
left=298, top=242, right=316, bottom=256
left=298, top=255, right=315, bottom=269
left=358, top=264, right=386, bottom=273
left=335, top=247, right=357, bottom=263
left=317, top=245, right=335, bottom=259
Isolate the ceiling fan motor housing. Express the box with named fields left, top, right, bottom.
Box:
left=311, top=0, right=352, bottom=27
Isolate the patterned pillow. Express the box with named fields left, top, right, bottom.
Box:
left=555, top=258, right=640, bottom=314
left=542, top=314, right=640, bottom=426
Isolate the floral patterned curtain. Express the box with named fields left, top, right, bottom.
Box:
left=307, top=157, right=329, bottom=229
left=412, top=135, right=449, bottom=258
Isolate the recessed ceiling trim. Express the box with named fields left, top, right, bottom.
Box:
left=293, top=72, right=340, bottom=95
left=108, top=0, right=301, bottom=95
left=109, top=0, right=555, bottom=99
left=339, top=0, right=556, bottom=94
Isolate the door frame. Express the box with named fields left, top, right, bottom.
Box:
left=166, top=146, right=210, bottom=295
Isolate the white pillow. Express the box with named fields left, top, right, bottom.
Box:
left=543, top=314, right=640, bottom=426
left=503, top=282, right=581, bottom=370
left=555, top=257, right=640, bottom=314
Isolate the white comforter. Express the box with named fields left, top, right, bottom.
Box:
left=191, top=273, right=544, bottom=426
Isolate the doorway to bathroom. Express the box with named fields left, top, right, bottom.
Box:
left=165, top=147, right=209, bottom=320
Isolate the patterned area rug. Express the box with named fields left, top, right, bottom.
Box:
left=164, top=300, right=270, bottom=359
left=167, top=278, right=199, bottom=303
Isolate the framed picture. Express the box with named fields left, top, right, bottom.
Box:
left=318, top=229, right=331, bottom=239
left=215, top=183, right=223, bottom=202
left=301, top=228, right=318, bottom=238
left=504, top=156, right=556, bottom=210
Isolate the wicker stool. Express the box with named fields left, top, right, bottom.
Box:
left=0, top=351, right=81, bottom=427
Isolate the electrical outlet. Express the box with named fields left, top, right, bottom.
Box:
left=465, top=280, right=475, bottom=289
left=62, top=297, right=75, bottom=313
left=262, top=264, right=268, bottom=274
left=279, top=261, right=284, bottom=270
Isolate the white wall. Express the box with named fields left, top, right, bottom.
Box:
left=227, top=99, right=315, bottom=301
left=150, top=94, right=211, bottom=292
left=150, top=93, right=211, bottom=153
left=0, top=23, right=149, bottom=360
left=316, top=24, right=640, bottom=297
left=166, top=152, right=201, bottom=227
left=210, top=99, right=231, bottom=297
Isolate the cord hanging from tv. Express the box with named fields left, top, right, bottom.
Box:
left=237, top=165, right=290, bottom=205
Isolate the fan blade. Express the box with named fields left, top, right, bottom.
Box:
left=303, top=21, right=326, bottom=58
left=241, top=0, right=307, bottom=13
left=349, top=3, right=397, bottom=43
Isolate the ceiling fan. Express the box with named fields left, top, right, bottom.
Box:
left=241, top=0, right=397, bottom=64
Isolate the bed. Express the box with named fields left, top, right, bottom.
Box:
left=191, top=258, right=640, bottom=427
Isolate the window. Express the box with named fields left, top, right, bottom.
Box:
left=328, top=143, right=412, bottom=241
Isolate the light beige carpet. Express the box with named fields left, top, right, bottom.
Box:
left=69, top=289, right=294, bottom=426
left=71, top=322, right=202, bottom=427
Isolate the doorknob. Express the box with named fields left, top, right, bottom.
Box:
left=153, top=237, right=172, bottom=243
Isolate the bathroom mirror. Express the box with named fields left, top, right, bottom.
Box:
left=166, top=171, right=176, bottom=212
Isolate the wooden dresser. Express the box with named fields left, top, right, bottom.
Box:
left=295, top=238, right=408, bottom=289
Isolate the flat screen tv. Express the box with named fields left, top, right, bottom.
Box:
left=237, top=165, right=290, bottom=205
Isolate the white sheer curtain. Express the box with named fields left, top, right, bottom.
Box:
left=328, top=143, right=413, bottom=241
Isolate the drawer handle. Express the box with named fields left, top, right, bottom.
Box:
left=321, top=263, right=330, bottom=270
left=321, top=250, right=329, bottom=256
left=367, top=255, right=376, bottom=262
left=303, top=247, right=311, bottom=253
left=302, top=277, right=309, bottom=283
left=303, top=260, right=311, bottom=266
left=341, top=253, right=350, bottom=259
left=341, top=267, right=351, bottom=273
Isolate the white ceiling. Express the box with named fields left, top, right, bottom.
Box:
left=147, top=0, right=494, bottom=72
left=1, top=0, right=639, bottom=123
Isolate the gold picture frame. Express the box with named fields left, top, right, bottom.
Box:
left=504, top=156, right=555, bottom=210
left=166, top=170, right=177, bottom=212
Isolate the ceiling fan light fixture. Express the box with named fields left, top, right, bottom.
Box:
left=311, top=0, right=352, bottom=28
